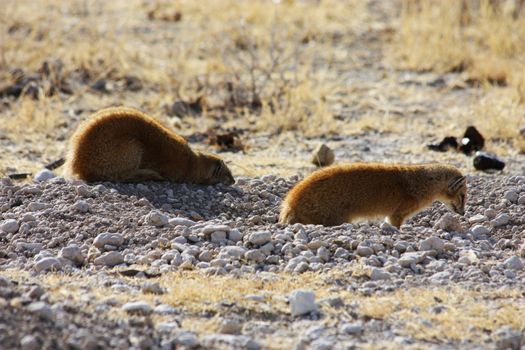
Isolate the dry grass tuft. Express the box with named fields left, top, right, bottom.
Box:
left=392, top=0, right=525, bottom=100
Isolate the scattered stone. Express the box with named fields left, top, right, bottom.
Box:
left=435, top=213, right=463, bottom=232
left=289, top=289, right=317, bottom=316
left=419, top=236, right=444, bottom=254
left=94, top=251, right=124, bottom=267
left=249, top=231, right=272, bottom=246
left=504, top=256, right=524, bottom=271
left=59, top=244, right=85, bottom=266
left=341, top=322, right=364, bottom=335
left=122, top=301, right=153, bottom=314
left=471, top=225, right=490, bottom=236
left=492, top=213, right=510, bottom=227
left=34, top=169, right=55, bottom=182
left=27, top=285, right=45, bottom=300
left=34, top=257, right=62, bottom=273
left=72, top=200, right=90, bottom=213
left=203, top=224, right=231, bottom=234
left=356, top=245, right=373, bottom=257
left=27, top=301, right=54, bottom=321
left=218, top=318, right=243, bottom=334
left=169, top=217, right=196, bottom=227
left=494, top=326, right=523, bottom=350
left=93, top=233, right=124, bottom=249
left=142, top=281, right=164, bottom=294
left=311, top=143, right=335, bottom=167
left=146, top=210, right=169, bottom=227
left=228, top=229, right=243, bottom=242
left=398, top=252, right=426, bottom=268
left=458, top=250, right=479, bottom=265
left=504, top=190, right=519, bottom=203
left=368, top=267, right=392, bottom=281
left=154, top=304, right=178, bottom=315
left=1, top=219, right=19, bottom=234
left=468, top=214, right=487, bottom=224
left=245, top=249, right=265, bottom=263
left=20, top=335, right=40, bottom=350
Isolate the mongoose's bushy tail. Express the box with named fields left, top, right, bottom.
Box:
left=279, top=202, right=296, bottom=224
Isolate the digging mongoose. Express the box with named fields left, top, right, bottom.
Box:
left=65, top=107, right=235, bottom=185
left=279, top=163, right=467, bottom=228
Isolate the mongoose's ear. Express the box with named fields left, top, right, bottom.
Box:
left=448, top=176, right=466, bottom=193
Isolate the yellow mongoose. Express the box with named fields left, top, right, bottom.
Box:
left=65, top=107, right=235, bottom=185
left=279, top=163, right=467, bottom=228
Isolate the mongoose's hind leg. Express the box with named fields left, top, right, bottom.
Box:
left=121, top=169, right=165, bottom=182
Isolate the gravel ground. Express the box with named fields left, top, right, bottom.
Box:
left=1, top=171, right=525, bottom=349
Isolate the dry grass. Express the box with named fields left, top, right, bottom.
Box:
left=0, top=0, right=364, bottom=137
left=393, top=0, right=525, bottom=89
left=4, top=267, right=525, bottom=347
left=389, top=0, right=525, bottom=154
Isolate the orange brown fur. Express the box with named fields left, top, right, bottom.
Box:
left=280, top=163, right=467, bottom=228
left=65, top=107, right=234, bottom=185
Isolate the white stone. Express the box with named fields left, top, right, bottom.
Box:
left=16, top=242, right=43, bottom=253
left=468, top=214, right=488, bottom=224
left=244, top=249, right=265, bottom=263
left=398, top=252, right=426, bottom=268
left=156, top=322, right=179, bottom=332
left=368, top=267, right=392, bottom=281
left=34, top=169, right=55, bottom=182
left=471, top=225, right=490, bottom=236
left=58, top=244, right=85, bottom=266
left=169, top=217, right=196, bottom=227
left=94, top=251, right=124, bottom=267
left=142, top=282, right=164, bottom=294
left=341, top=322, right=363, bottom=335
left=249, top=231, right=272, bottom=245
left=93, top=233, right=124, bottom=249
left=317, top=246, right=331, bottom=262
left=419, top=236, right=444, bottom=253
left=492, top=213, right=510, bottom=227
left=20, top=335, right=39, bottom=350
left=146, top=210, right=169, bottom=227
left=504, top=256, right=524, bottom=271
left=122, top=301, right=152, bottom=314
left=435, top=213, right=463, bottom=232
left=34, top=257, right=62, bottom=273
left=72, top=200, right=90, bottom=213
left=289, top=289, right=317, bottom=316
left=518, top=195, right=525, bottom=205
left=210, top=231, right=227, bottom=243
left=1, top=219, right=19, bottom=234
left=219, top=246, right=247, bottom=260
left=202, top=224, right=231, bottom=234
left=154, top=304, right=178, bottom=314
left=27, top=301, right=54, bottom=321
left=356, top=245, right=373, bottom=257
left=458, top=250, right=479, bottom=265
left=504, top=190, right=519, bottom=203
left=228, top=229, right=243, bottom=242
